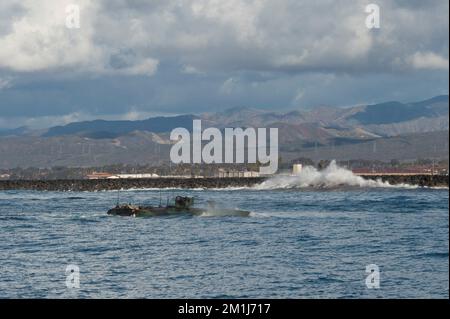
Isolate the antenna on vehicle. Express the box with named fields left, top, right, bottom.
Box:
left=159, top=189, right=162, bottom=207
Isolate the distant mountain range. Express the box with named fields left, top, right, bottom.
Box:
left=43, top=114, right=198, bottom=138
left=0, top=95, right=448, bottom=168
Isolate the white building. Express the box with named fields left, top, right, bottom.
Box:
left=218, top=170, right=259, bottom=178
left=292, top=164, right=303, bottom=175
left=107, top=173, right=159, bottom=179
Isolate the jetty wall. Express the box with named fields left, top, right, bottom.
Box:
left=0, top=175, right=447, bottom=191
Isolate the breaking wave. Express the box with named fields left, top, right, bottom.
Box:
left=254, top=160, right=416, bottom=190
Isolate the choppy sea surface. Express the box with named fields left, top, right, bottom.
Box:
left=0, top=185, right=448, bottom=298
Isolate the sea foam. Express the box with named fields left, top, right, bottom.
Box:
left=254, top=160, right=417, bottom=189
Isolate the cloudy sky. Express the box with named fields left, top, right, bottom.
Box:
left=0, top=0, right=448, bottom=129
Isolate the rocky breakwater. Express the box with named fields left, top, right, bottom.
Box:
left=0, top=175, right=447, bottom=191
left=0, top=177, right=267, bottom=191
left=361, top=174, right=448, bottom=188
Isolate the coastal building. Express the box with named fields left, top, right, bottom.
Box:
left=243, top=171, right=260, bottom=177
left=292, top=164, right=303, bottom=175
left=108, top=173, right=160, bottom=179
left=352, top=167, right=440, bottom=176
left=217, top=170, right=260, bottom=178
left=87, top=172, right=160, bottom=179
left=86, top=172, right=114, bottom=179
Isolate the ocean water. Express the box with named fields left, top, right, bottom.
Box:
left=0, top=183, right=448, bottom=298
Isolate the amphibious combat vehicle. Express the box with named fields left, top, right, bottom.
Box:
left=107, top=196, right=250, bottom=217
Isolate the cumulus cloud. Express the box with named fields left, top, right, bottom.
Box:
left=0, top=0, right=99, bottom=72
left=408, top=52, right=449, bottom=70
left=0, top=0, right=158, bottom=76
left=181, top=65, right=203, bottom=75
left=0, top=0, right=447, bottom=75
left=107, top=50, right=159, bottom=76
left=0, top=0, right=448, bottom=126
left=220, top=77, right=238, bottom=95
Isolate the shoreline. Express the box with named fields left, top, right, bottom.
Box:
left=0, top=175, right=448, bottom=191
